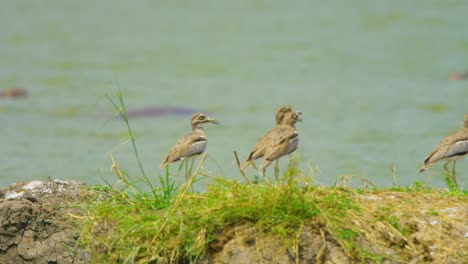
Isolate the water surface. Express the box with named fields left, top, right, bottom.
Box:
left=1, top=1, right=467, bottom=188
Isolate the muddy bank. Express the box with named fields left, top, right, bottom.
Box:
left=0, top=180, right=89, bottom=264
left=1, top=180, right=467, bottom=263
left=199, top=222, right=350, bottom=264
left=199, top=190, right=467, bottom=264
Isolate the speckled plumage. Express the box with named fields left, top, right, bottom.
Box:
left=418, top=113, right=468, bottom=173
left=160, top=113, right=218, bottom=169
left=240, top=106, right=292, bottom=170
left=260, top=111, right=302, bottom=169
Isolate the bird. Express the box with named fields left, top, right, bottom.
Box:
left=240, top=105, right=293, bottom=171
left=418, top=113, right=468, bottom=187
left=160, top=113, right=218, bottom=180
left=260, top=110, right=302, bottom=179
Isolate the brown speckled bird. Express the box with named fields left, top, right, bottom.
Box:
left=260, top=111, right=302, bottom=177
left=160, top=113, right=218, bottom=178
left=240, top=105, right=293, bottom=171
left=418, top=113, right=468, bottom=186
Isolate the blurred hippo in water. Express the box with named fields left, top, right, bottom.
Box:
left=0, top=87, right=28, bottom=98
left=118, top=106, right=207, bottom=119
left=448, top=71, right=468, bottom=81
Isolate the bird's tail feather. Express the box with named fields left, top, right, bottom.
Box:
left=418, top=164, right=428, bottom=173
left=160, top=157, right=169, bottom=169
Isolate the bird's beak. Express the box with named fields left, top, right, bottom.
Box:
left=296, top=112, right=303, bottom=122
left=207, top=117, right=219, bottom=124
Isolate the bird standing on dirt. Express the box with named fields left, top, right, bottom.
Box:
left=260, top=110, right=302, bottom=179
left=160, top=113, right=218, bottom=180
left=240, top=105, right=293, bottom=171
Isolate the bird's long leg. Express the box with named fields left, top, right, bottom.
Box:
left=443, top=160, right=458, bottom=189
left=274, top=160, right=280, bottom=183
left=260, top=168, right=272, bottom=185
left=187, top=158, right=195, bottom=192
left=451, top=160, right=458, bottom=187
left=249, top=161, right=263, bottom=184
left=452, top=160, right=456, bottom=177
left=443, top=160, right=451, bottom=175
left=184, top=159, right=189, bottom=182
left=189, top=158, right=195, bottom=176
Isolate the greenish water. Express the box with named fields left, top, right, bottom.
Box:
left=1, top=1, right=467, bottom=188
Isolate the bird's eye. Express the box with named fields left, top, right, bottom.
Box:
left=284, top=107, right=291, bottom=112
left=197, top=115, right=205, bottom=120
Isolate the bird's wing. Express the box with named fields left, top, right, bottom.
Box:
left=160, top=131, right=206, bottom=168
left=423, top=128, right=468, bottom=165
left=444, top=139, right=468, bottom=159
left=245, top=127, right=277, bottom=162
left=286, top=136, right=300, bottom=155
left=263, top=128, right=297, bottom=162
left=185, top=135, right=207, bottom=157
left=269, top=127, right=297, bottom=146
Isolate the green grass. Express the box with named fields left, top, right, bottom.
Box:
left=77, top=176, right=467, bottom=263
left=74, top=93, right=467, bottom=263
left=78, top=179, right=367, bottom=262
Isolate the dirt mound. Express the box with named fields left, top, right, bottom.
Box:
left=199, top=190, right=467, bottom=264
left=0, top=180, right=89, bottom=264
left=1, top=180, right=467, bottom=263
left=353, top=191, right=468, bottom=263
left=201, top=223, right=349, bottom=264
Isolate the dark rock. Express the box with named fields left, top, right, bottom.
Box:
left=0, top=180, right=89, bottom=264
